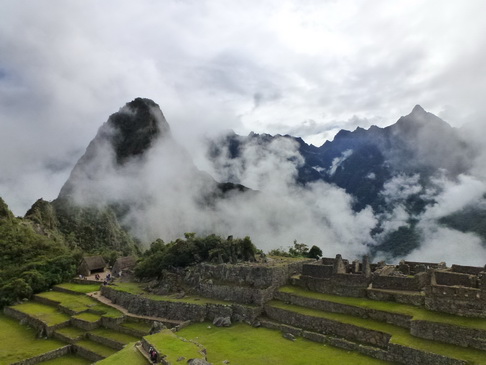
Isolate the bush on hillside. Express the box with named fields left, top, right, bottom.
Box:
left=134, top=233, right=257, bottom=279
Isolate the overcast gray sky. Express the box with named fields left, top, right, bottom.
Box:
left=1, top=0, right=486, bottom=215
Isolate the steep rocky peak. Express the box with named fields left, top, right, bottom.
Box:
left=410, top=104, right=427, bottom=117
left=107, top=98, right=171, bottom=164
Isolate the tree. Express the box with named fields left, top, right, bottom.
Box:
left=307, top=245, right=323, bottom=259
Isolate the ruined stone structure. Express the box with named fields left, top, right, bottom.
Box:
left=4, top=255, right=486, bottom=365
left=296, top=254, right=486, bottom=317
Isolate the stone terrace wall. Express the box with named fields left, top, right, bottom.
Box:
left=372, top=272, right=428, bottom=291
left=264, top=304, right=391, bottom=348
left=294, top=273, right=371, bottom=297
left=410, top=320, right=486, bottom=351
left=434, top=271, right=477, bottom=288
left=302, top=263, right=333, bottom=278
left=183, top=261, right=306, bottom=305
left=366, top=288, right=425, bottom=307
left=275, top=290, right=412, bottom=328
left=10, top=346, right=71, bottom=365
left=101, top=286, right=262, bottom=323
left=387, top=344, right=466, bottom=365
left=425, top=285, right=486, bottom=317
left=451, top=264, right=485, bottom=275
left=3, top=306, right=69, bottom=337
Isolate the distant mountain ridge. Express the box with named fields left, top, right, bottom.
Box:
left=208, top=105, right=484, bottom=257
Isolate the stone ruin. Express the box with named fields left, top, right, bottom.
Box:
left=293, top=254, right=486, bottom=318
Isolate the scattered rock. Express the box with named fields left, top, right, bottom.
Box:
left=282, top=332, right=296, bottom=341
left=213, top=316, right=231, bottom=327
left=187, top=359, right=211, bottom=365
left=150, top=321, right=166, bottom=334
left=177, top=356, right=186, bottom=361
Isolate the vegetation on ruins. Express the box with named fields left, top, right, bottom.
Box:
left=269, top=240, right=323, bottom=259
left=134, top=233, right=257, bottom=278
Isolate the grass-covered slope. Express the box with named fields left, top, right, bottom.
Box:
left=177, top=322, right=392, bottom=365
left=0, top=313, right=66, bottom=364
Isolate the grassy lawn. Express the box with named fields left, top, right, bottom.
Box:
left=9, top=302, right=70, bottom=326
left=37, top=354, right=92, bottom=364
left=268, top=300, right=486, bottom=364
left=279, top=286, right=486, bottom=330
left=73, top=312, right=101, bottom=323
left=121, top=319, right=152, bottom=335
left=112, top=282, right=247, bottom=306
left=76, top=339, right=118, bottom=358
left=0, top=314, right=66, bottom=364
left=95, top=342, right=147, bottom=365
left=90, top=327, right=140, bottom=344
left=145, top=329, right=203, bottom=363
left=54, top=326, right=86, bottom=340
left=54, top=282, right=101, bottom=294
left=37, top=291, right=123, bottom=318
left=177, top=322, right=393, bottom=365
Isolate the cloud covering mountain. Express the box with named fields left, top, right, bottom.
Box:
left=53, top=98, right=486, bottom=266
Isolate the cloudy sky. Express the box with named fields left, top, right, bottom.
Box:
left=1, top=0, right=486, bottom=215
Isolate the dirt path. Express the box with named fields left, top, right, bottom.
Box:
left=88, top=290, right=184, bottom=326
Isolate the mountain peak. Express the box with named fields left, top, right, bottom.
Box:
left=410, top=104, right=427, bottom=116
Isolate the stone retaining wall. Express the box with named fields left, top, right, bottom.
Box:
left=264, top=304, right=391, bottom=348
left=192, top=282, right=274, bottom=305
left=102, top=286, right=262, bottom=323
left=372, top=272, right=428, bottom=291
left=275, top=291, right=412, bottom=328
left=434, top=271, right=477, bottom=288
left=425, top=285, right=486, bottom=317
left=302, top=263, right=333, bottom=278
left=410, top=320, right=486, bottom=351
left=293, top=273, right=370, bottom=297
left=10, top=346, right=71, bottom=365
left=70, top=316, right=100, bottom=331
left=87, top=333, right=125, bottom=350
left=3, top=306, right=70, bottom=337
left=366, top=288, right=425, bottom=307
left=451, top=264, right=484, bottom=275
left=73, top=344, right=104, bottom=362
left=386, top=343, right=466, bottom=365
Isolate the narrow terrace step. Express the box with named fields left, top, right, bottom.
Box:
left=143, top=329, right=206, bottom=364
left=87, top=327, right=141, bottom=350
left=265, top=300, right=486, bottom=365
left=53, top=326, right=87, bottom=343
left=74, top=338, right=118, bottom=362
left=257, top=317, right=389, bottom=362
left=5, top=302, right=71, bottom=336
left=265, top=300, right=391, bottom=348
left=276, top=286, right=412, bottom=328
left=71, top=312, right=101, bottom=331
left=278, top=285, right=486, bottom=351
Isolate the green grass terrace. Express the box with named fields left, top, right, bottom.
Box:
left=36, top=290, right=123, bottom=318
left=0, top=314, right=66, bottom=364
left=278, top=285, right=486, bottom=331
left=177, top=322, right=393, bottom=365
left=268, top=299, right=486, bottom=364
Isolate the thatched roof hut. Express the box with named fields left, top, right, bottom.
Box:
left=78, top=255, right=106, bottom=276
left=112, top=256, right=137, bottom=277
